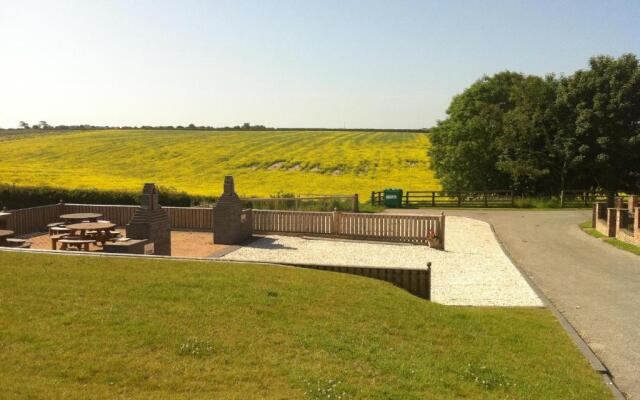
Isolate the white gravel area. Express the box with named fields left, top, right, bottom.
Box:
left=221, top=216, right=543, bottom=307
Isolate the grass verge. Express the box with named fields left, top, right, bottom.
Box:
left=0, top=252, right=610, bottom=399
left=579, top=220, right=640, bottom=255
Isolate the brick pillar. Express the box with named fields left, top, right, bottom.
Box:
left=614, top=196, right=625, bottom=209
left=606, top=208, right=617, bottom=237
left=635, top=207, right=640, bottom=241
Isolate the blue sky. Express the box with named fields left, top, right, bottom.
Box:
left=1, top=0, right=638, bottom=129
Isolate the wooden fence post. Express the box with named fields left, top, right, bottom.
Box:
left=483, top=192, right=488, bottom=207
left=432, top=192, right=436, bottom=207
left=438, top=212, right=446, bottom=250
left=58, top=199, right=65, bottom=219
left=331, top=208, right=341, bottom=235
left=405, top=191, right=409, bottom=207
left=457, top=193, right=462, bottom=207
left=510, top=191, right=514, bottom=207
left=353, top=194, right=359, bottom=212
left=560, top=190, right=565, bottom=208
left=371, top=191, right=375, bottom=206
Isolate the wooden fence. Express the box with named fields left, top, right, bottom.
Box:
left=247, top=194, right=359, bottom=212
left=560, top=190, right=609, bottom=208
left=252, top=209, right=444, bottom=247
left=372, top=189, right=609, bottom=208
left=299, top=264, right=431, bottom=299
left=5, top=204, right=62, bottom=235
left=6, top=203, right=444, bottom=248
left=372, top=190, right=514, bottom=208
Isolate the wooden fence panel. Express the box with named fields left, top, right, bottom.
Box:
left=6, top=204, right=444, bottom=249
left=6, top=204, right=62, bottom=234
left=63, top=204, right=137, bottom=226
left=252, top=210, right=443, bottom=248
left=164, top=207, right=212, bottom=230
left=298, top=264, right=431, bottom=299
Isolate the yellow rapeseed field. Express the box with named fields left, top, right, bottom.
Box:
left=0, top=129, right=439, bottom=197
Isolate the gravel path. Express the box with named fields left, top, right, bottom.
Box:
left=221, top=216, right=542, bottom=307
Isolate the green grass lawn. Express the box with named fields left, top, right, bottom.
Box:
left=0, top=252, right=610, bottom=399
left=580, top=220, right=640, bottom=255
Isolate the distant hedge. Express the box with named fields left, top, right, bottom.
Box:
left=0, top=184, right=214, bottom=210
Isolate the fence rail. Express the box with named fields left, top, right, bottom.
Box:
left=245, top=194, right=358, bottom=212
left=253, top=209, right=444, bottom=247
left=560, top=190, right=609, bottom=208
left=372, top=189, right=609, bottom=208
left=372, top=190, right=514, bottom=208
left=6, top=204, right=61, bottom=234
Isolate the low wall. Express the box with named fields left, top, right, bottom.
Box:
left=592, top=200, right=639, bottom=245
left=6, top=203, right=445, bottom=249
left=296, top=263, right=431, bottom=300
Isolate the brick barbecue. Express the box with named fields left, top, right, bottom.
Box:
left=126, top=183, right=172, bottom=255
left=212, top=176, right=253, bottom=245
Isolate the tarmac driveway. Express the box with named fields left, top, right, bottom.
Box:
left=388, top=208, right=639, bottom=399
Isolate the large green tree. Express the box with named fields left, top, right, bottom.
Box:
left=554, top=54, right=640, bottom=194
left=430, top=54, right=640, bottom=195
left=429, top=72, right=557, bottom=193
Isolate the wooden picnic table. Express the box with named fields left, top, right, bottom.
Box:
left=65, top=222, right=117, bottom=246
left=59, top=213, right=103, bottom=223
left=0, top=229, right=14, bottom=246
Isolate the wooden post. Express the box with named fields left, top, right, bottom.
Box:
left=353, top=194, right=359, bottom=213
left=457, top=193, right=462, bottom=207
left=560, top=190, right=565, bottom=208
left=510, top=191, right=514, bottom=207
left=371, top=191, right=375, bottom=206
left=483, top=192, right=488, bottom=208
left=58, top=199, right=65, bottom=220
left=331, top=208, right=341, bottom=235
left=432, top=191, right=436, bottom=207
left=405, top=191, right=409, bottom=207
left=438, top=212, right=446, bottom=250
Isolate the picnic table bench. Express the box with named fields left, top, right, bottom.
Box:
left=66, top=222, right=119, bottom=245
left=58, top=238, right=97, bottom=251
left=0, top=229, right=15, bottom=246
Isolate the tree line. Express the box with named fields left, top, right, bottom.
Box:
left=13, top=121, right=273, bottom=131
left=429, top=54, right=640, bottom=196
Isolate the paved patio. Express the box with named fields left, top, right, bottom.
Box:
left=26, top=229, right=228, bottom=258
left=220, top=216, right=543, bottom=307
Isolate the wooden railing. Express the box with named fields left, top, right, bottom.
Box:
left=247, top=194, right=359, bottom=212
left=6, top=204, right=62, bottom=234
left=253, top=210, right=332, bottom=235
left=252, top=209, right=444, bottom=248
left=372, top=190, right=514, bottom=208
left=5, top=203, right=445, bottom=249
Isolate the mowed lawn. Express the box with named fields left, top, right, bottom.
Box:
left=0, top=252, right=610, bottom=399
left=0, top=129, right=439, bottom=197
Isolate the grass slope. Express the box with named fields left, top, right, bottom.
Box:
left=580, top=220, right=640, bottom=255
left=0, top=129, right=438, bottom=197
left=0, top=252, right=610, bottom=399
